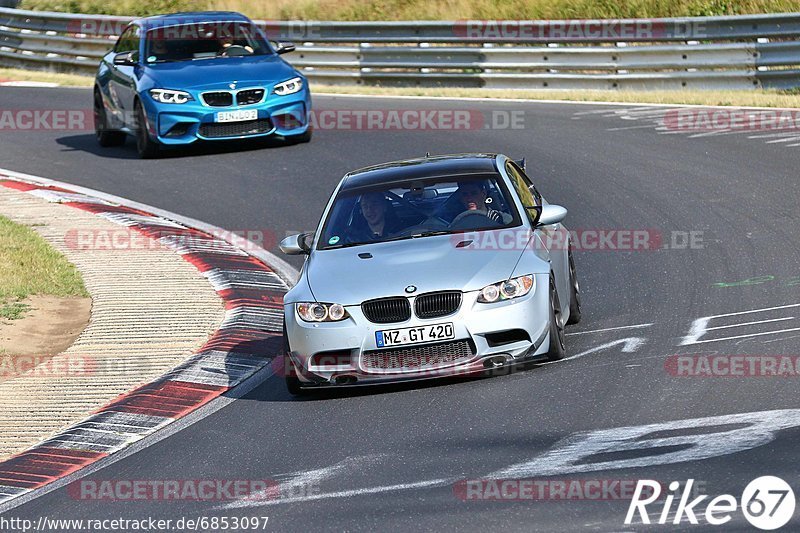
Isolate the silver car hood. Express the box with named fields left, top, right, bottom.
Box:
left=305, top=232, right=526, bottom=305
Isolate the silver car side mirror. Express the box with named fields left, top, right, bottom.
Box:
left=537, top=204, right=567, bottom=226
left=280, top=233, right=311, bottom=255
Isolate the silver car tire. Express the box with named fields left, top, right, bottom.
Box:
left=546, top=274, right=567, bottom=361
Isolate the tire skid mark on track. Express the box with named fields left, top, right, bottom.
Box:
left=565, top=323, right=653, bottom=336
left=0, top=175, right=289, bottom=508
left=572, top=106, right=800, bottom=148
left=221, top=478, right=456, bottom=510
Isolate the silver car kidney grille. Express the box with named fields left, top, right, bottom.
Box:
left=361, top=297, right=411, bottom=323
left=414, top=291, right=462, bottom=319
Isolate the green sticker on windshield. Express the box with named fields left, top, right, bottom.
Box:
left=147, top=56, right=157, bottom=63
left=329, top=236, right=340, bottom=245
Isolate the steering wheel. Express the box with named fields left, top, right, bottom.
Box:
left=219, top=45, right=249, bottom=57
left=449, top=210, right=500, bottom=230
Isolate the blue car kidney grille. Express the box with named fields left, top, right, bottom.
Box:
left=202, top=92, right=233, bottom=107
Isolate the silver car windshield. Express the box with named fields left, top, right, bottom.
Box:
left=318, top=174, right=522, bottom=250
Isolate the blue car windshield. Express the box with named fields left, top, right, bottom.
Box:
left=144, top=22, right=272, bottom=63
left=318, top=174, right=523, bottom=250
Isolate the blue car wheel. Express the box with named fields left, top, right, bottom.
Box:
left=94, top=89, right=126, bottom=148
left=134, top=101, right=161, bottom=159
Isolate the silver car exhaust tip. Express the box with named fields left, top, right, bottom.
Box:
left=484, top=356, right=509, bottom=369
left=333, top=375, right=358, bottom=385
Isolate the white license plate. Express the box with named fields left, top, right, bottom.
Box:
left=215, top=109, right=258, bottom=123
left=376, top=322, right=455, bottom=348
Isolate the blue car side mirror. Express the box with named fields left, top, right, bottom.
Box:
left=275, top=42, right=296, bottom=55
left=113, top=51, right=138, bottom=66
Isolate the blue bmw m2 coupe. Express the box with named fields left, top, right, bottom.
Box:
left=94, top=12, right=312, bottom=158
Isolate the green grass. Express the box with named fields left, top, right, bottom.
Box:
left=0, top=215, right=88, bottom=320
left=18, top=0, right=800, bottom=20
left=0, top=302, right=30, bottom=321
left=0, top=67, right=92, bottom=87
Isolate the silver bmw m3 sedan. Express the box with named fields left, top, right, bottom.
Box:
left=279, top=153, right=581, bottom=394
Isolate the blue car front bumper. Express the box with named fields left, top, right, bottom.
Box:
left=140, top=89, right=311, bottom=145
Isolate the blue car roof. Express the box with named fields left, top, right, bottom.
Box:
left=136, top=11, right=252, bottom=31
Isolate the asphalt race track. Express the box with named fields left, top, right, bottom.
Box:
left=2, top=86, right=800, bottom=531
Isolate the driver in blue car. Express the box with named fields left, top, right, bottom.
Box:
left=219, top=34, right=254, bottom=55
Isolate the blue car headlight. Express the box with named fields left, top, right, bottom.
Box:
left=149, top=89, right=194, bottom=104
left=297, top=302, right=349, bottom=322
left=273, top=77, right=303, bottom=96
left=477, top=275, right=535, bottom=304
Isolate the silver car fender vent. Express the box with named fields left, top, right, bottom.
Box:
left=485, top=329, right=531, bottom=347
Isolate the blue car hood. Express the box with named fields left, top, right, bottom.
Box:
left=141, top=55, right=299, bottom=91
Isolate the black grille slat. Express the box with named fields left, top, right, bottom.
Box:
left=202, top=92, right=234, bottom=107
left=198, top=118, right=274, bottom=139
left=362, top=340, right=475, bottom=372
left=362, top=297, right=411, bottom=324
left=237, top=89, right=265, bottom=105
left=415, top=291, right=462, bottom=319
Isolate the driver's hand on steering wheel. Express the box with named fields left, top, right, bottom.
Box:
left=486, top=209, right=503, bottom=222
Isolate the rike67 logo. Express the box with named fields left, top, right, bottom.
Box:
left=626, top=476, right=796, bottom=530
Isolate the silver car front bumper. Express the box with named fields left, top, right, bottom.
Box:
left=284, top=273, right=553, bottom=387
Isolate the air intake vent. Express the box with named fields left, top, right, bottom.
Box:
left=199, top=118, right=273, bottom=138
left=414, top=291, right=462, bottom=319
left=361, top=297, right=411, bottom=324
left=362, top=339, right=475, bottom=372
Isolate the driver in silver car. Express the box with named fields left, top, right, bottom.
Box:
left=350, top=191, right=403, bottom=242
left=455, top=180, right=508, bottom=223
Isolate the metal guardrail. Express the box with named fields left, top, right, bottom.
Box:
left=1, top=6, right=799, bottom=90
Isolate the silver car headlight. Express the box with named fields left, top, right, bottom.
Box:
left=297, top=302, right=349, bottom=322
left=149, top=89, right=194, bottom=104
left=477, top=275, right=535, bottom=304
left=273, top=77, right=303, bottom=96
